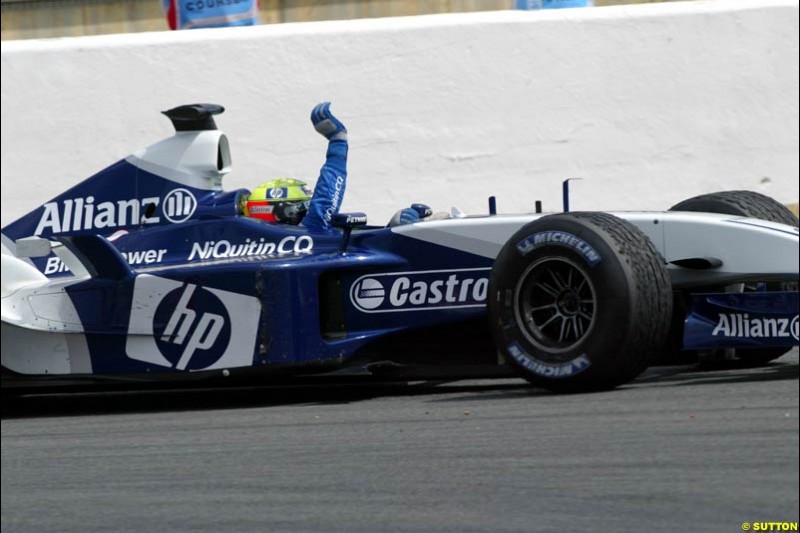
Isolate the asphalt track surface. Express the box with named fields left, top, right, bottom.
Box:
left=2, top=350, right=798, bottom=533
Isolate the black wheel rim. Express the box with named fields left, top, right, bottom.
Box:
left=513, top=257, right=597, bottom=355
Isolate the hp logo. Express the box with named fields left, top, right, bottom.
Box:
left=127, top=275, right=261, bottom=372
left=351, top=278, right=385, bottom=310
left=153, top=284, right=231, bottom=370
left=163, top=188, right=197, bottom=224
left=267, top=188, right=286, bottom=199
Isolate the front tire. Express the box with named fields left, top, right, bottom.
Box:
left=669, top=190, right=798, bottom=226
left=488, top=212, right=673, bottom=393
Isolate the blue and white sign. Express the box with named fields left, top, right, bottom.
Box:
left=126, top=275, right=262, bottom=371
left=684, top=292, right=799, bottom=350
left=267, top=188, right=287, bottom=199
left=162, top=188, right=197, bottom=224
left=350, top=268, right=491, bottom=314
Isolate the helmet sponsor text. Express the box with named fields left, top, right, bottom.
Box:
left=248, top=205, right=274, bottom=215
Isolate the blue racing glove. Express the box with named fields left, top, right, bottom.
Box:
left=311, top=102, right=347, bottom=142
left=398, top=208, right=421, bottom=225
left=388, top=204, right=432, bottom=226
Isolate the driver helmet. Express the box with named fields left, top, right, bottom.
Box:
left=242, top=178, right=313, bottom=224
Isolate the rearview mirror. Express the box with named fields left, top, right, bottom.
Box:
left=332, top=212, right=368, bottom=229
left=15, top=237, right=53, bottom=258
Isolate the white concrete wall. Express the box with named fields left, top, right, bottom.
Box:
left=1, top=0, right=798, bottom=228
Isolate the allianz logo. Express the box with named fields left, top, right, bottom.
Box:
left=350, top=268, right=491, bottom=313
left=34, top=189, right=197, bottom=236
left=188, top=236, right=314, bottom=261
left=712, top=313, right=799, bottom=341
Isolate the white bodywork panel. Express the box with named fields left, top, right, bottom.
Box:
left=127, top=130, right=231, bottom=191
left=15, top=236, right=52, bottom=258
left=1, top=322, right=92, bottom=375
left=2, top=251, right=87, bottom=332
left=393, top=211, right=799, bottom=287
left=1, top=254, right=92, bottom=374
left=1, top=253, right=48, bottom=300
left=2, top=249, right=94, bottom=374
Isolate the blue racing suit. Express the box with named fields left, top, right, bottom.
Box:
left=301, top=103, right=348, bottom=231
left=299, top=102, right=422, bottom=229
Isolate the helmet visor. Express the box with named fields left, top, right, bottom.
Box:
left=275, top=200, right=310, bottom=224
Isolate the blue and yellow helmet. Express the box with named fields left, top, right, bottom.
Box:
left=242, top=178, right=313, bottom=224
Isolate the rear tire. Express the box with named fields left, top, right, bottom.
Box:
left=488, top=212, right=672, bottom=393
left=669, top=190, right=798, bottom=366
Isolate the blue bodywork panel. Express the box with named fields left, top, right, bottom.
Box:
left=11, top=201, right=495, bottom=375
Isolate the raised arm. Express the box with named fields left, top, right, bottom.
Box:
left=301, top=102, right=348, bottom=231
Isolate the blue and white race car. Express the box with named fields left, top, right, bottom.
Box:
left=2, top=105, right=798, bottom=393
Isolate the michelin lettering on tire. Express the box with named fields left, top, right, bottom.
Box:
left=506, top=342, right=591, bottom=378
left=350, top=268, right=491, bottom=313
left=516, top=231, right=602, bottom=267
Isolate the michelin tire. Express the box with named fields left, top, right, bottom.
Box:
left=488, top=212, right=672, bottom=393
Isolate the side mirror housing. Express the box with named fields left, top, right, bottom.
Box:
left=331, top=213, right=367, bottom=254
left=15, top=237, right=53, bottom=258
left=332, top=212, right=368, bottom=229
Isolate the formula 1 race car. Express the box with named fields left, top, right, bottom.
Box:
left=2, top=105, right=798, bottom=394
